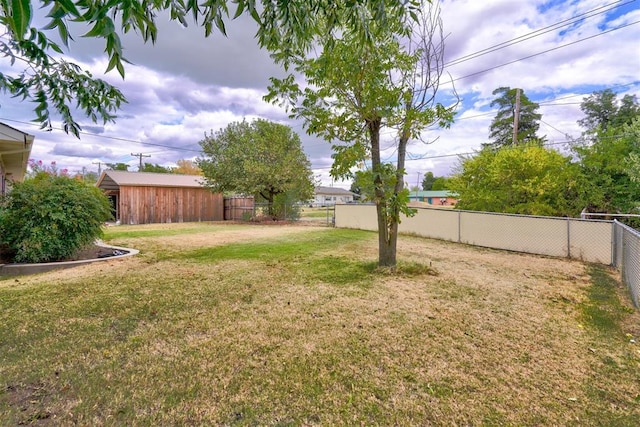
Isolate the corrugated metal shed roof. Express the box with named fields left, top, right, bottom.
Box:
left=96, top=170, right=206, bottom=190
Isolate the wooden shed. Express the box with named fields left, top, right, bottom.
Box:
left=96, top=171, right=224, bottom=224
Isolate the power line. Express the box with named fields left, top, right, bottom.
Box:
left=399, top=81, right=639, bottom=127
left=0, top=117, right=202, bottom=153
left=2, top=76, right=636, bottom=160
left=537, top=82, right=640, bottom=105
left=444, top=0, right=635, bottom=68
left=449, top=20, right=640, bottom=83
left=540, top=119, right=573, bottom=139
left=310, top=133, right=634, bottom=171
left=92, top=161, right=104, bottom=174
left=131, top=152, right=151, bottom=170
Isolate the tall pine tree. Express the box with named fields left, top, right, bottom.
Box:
left=485, top=87, right=544, bottom=149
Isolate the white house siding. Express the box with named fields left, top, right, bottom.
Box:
left=311, top=187, right=355, bottom=206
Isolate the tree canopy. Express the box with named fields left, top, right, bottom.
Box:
left=137, top=160, right=203, bottom=174
left=421, top=172, right=449, bottom=190
left=138, top=163, right=171, bottom=173
left=572, top=90, right=640, bottom=216
left=578, top=89, right=639, bottom=135
left=0, top=0, right=416, bottom=137
left=197, top=119, right=314, bottom=215
left=450, top=144, right=589, bottom=217
left=573, top=117, right=640, bottom=215
left=485, top=87, right=544, bottom=149
left=267, top=0, right=454, bottom=267
left=173, top=159, right=203, bottom=175
left=431, top=176, right=450, bottom=190
left=106, top=162, right=129, bottom=171
left=421, top=172, right=436, bottom=190
left=449, top=89, right=640, bottom=220
left=352, top=166, right=399, bottom=204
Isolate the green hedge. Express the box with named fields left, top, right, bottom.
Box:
left=0, top=175, right=112, bottom=263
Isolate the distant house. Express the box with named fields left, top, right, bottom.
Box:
left=312, top=186, right=358, bottom=206
left=96, top=170, right=224, bottom=224
left=408, top=190, right=458, bottom=206
left=0, top=122, right=34, bottom=195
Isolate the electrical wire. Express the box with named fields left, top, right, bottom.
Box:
left=541, top=119, right=573, bottom=139
left=3, top=2, right=638, bottom=173
left=449, top=20, right=640, bottom=83
left=0, top=117, right=202, bottom=153
left=444, top=0, right=636, bottom=68
left=309, top=133, right=635, bottom=171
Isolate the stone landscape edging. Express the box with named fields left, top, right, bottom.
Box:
left=0, top=241, right=139, bottom=277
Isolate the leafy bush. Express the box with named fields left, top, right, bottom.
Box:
left=272, top=193, right=302, bottom=221
left=0, top=174, right=112, bottom=263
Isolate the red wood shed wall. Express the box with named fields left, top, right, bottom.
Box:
left=119, top=185, right=224, bottom=224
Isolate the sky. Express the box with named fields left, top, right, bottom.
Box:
left=1, top=0, right=639, bottom=188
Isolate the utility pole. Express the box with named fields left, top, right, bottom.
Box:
left=131, top=153, right=151, bottom=171
left=512, top=88, right=521, bottom=145
left=416, top=172, right=421, bottom=198
left=92, top=161, right=103, bottom=174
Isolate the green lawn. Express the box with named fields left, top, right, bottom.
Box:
left=300, top=206, right=335, bottom=219
left=1, top=223, right=638, bottom=425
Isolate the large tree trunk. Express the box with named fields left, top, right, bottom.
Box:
left=368, top=117, right=397, bottom=267
left=376, top=208, right=398, bottom=266
left=384, top=128, right=410, bottom=268
left=259, top=190, right=276, bottom=218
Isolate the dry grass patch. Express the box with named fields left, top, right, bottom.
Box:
left=0, top=223, right=638, bottom=425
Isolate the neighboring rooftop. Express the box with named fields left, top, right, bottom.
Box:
left=96, top=170, right=206, bottom=191
left=314, top=186, right=356, bottom=196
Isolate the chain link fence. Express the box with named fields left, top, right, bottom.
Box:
left=456, top=210, right=613, bottom=264
left=224, top=198, right=336, bottom=225
left=613, top=220, right=640, bottom=308
left=299, top=205, right=335, bottom=226
left=226, top=201, right=337, bottom=222
left=224, top=202, right=302, bottom=221
left=336, top=204, right=613, bottom=262
left=336, top=204, right=640, bottom=308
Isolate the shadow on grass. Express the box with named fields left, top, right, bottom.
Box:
left=168, top=229, right=438, bottom=288
left=580, top=264, right=639, bottom=426
left=581, top=264, right=632, bottom=337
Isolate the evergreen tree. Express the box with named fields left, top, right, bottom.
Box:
left=485, top=87, right=543, bottom=149
left=421, top=172, right=436, bottom=190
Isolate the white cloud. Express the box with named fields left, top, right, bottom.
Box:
left=1, top=0, right=638, bottom=187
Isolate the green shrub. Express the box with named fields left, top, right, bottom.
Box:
left=271, top=193, right=302, bottom=221
left=0, top=174, right=112, bottom=263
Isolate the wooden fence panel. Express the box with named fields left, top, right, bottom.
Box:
left=224, top=196, right=255, bottom=220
